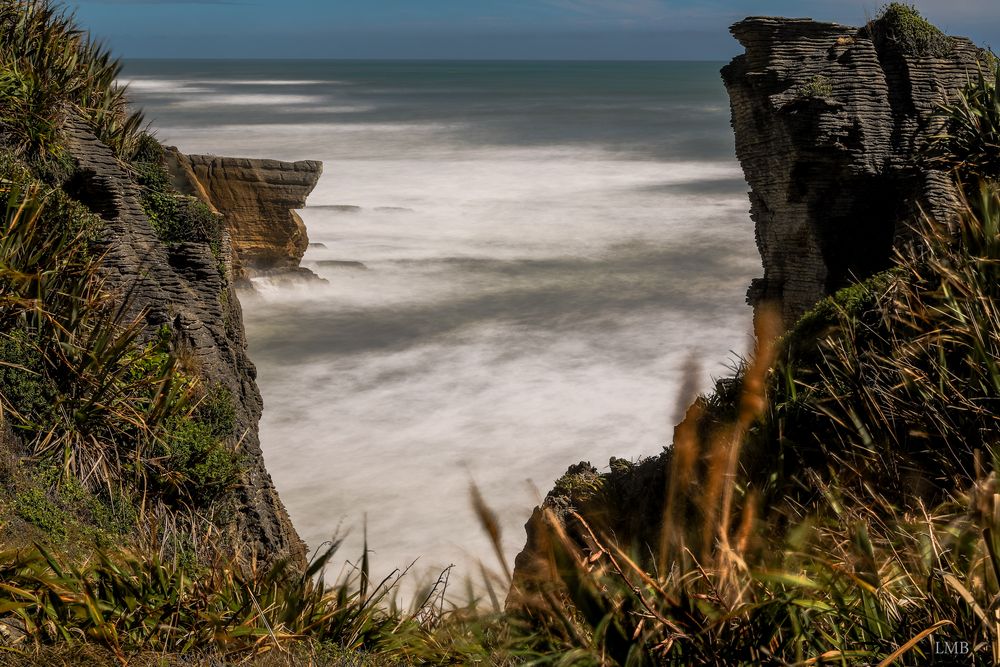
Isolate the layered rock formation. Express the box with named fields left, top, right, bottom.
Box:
left=510, top=16, right=989, bottom=599
left=167, top=151, right=323, bottom=278
left=723, top=17, right=984, bottom=327
left=64, top=117, right=305, bottom=565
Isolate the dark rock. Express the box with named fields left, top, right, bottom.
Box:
left=373, top=206, right=413, bottom=213
left=64, top=116, right=306, bottom=568
left=315, top=260, right=368, bottom=270
left=723, top=17, right=986, bottom=328
left=313, top=204, right=362, bottom=213
left=251, top=266, right=329, bottom=285
left=308, top=243, right=328, bottom=249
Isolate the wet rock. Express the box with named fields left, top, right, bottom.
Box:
left=315, top=260, right=368, bottom=270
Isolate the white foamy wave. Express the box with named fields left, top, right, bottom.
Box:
left=205, top=79, right=341, bottom=86
left=119, top=78, right=209, bottom=94
left=138, top=62, right=758, bottom=595
left=170, top=94, right=327, bottom=107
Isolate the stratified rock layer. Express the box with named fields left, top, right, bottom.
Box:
left=168, top=152, right=323, bottom=275
left=723, top=17, right=984, bottom=327
left=64, top=117, right=306, bottom=566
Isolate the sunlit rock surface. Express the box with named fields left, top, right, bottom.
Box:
left=168, top=150, right=323, bottom=278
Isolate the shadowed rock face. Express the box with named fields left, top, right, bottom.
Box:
left=167, top=151, right=323, bottom=277
left=65, top=117, right=306, bottom=567
left=723, top=17, right=984, bottom=327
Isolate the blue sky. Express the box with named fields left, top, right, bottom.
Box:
left=69, top=0, right=998, bottom=60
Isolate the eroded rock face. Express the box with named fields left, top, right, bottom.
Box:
left=65, top=117, right=306, bottom=566
left=723, top=17, right=984, bottom=327
left=167, top=151, right=323, bottom=277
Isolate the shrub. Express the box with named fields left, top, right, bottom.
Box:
left=0, top=1, right=147, bottom=163
left=930, top=61, right=1000, bottom=181
left=796, top=75, right=833, bottom=99
left=866, top=3, right=953, bottom=57
left=132, top=135, right=225, bottom=252
left=152, top=410, right=242, bottom=504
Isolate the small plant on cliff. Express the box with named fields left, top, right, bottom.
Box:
left=866, top=3, right=953, bottom=57
left=796, top=75, right=833, bottom=99
left=132, top=134, right=226, bottom=253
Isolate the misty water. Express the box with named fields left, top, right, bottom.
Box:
left=122, top=60, right=760, bottom=583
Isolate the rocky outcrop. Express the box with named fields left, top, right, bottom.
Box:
left=167, top=151, right=323, bottom=278
left=723, top=17, right=985, bottom=327
left=64, top=117, right=306, bottom=566
left=510, top=16, right=990, bottom=600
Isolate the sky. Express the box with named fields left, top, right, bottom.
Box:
left=69, top=0, right=999, bottom=60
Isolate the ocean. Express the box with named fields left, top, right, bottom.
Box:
left=121, top=59, right=760, bottom=586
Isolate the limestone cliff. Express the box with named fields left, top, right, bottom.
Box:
left=64, top=117, right=305, bottom=565
left=167, top=151, right=323, bottom=278
left=723, top=17, right=984, bottom=327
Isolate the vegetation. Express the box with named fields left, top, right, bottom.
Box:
left=132, top=133, right=226, bottom=253
left=931, top=60, right=1000, bottom=181
left=1, top=0, right=1000, bottom=665
left=0, top=0, right=146, bottom=173
left=865, top=3, right=954, bottom=57
left=796, top=75, right=833, bottom=99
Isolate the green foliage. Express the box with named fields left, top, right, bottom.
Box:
left=789, top=267, right=902, bottom=343
left=132, top=134, right=225, bottom=252
left=552, top=463, right=604, bottom=501
left=930, top=61, right=1000, bottom=181
left=0, top=171, right=207, bottom=508
left=13, top=484, right=67, bottom=538
left=0, top=0, right=147, bottom=165
left=0, top=330, right=57, bottom=429
left=0, top=539, right=458, bottom=663
left=153, top=417, right=242, bottom=503
left=867, top=3, right=953, bottom=57
left=9, top=463, right=134, bottom=547
left=796, top=75, right=833, bottom=99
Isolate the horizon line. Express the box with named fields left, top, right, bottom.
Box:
left=121, top=56, right=732, bottom=63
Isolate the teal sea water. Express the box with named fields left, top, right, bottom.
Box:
left=122, top=60, right=759, bottom=582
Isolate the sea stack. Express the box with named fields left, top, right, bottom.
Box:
left=723, top=17, right=984, bottom=327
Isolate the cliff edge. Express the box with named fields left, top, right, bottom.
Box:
left=168, top=151, right=323, bottom=279
left=61, top=118, right=306, bottom=565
